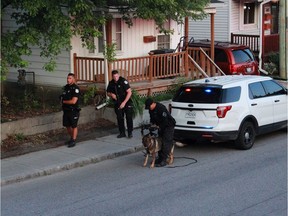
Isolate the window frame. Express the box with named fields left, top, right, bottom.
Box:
left=239, top=0, right=258, bottom=31
left=86, top=18, right=123, bottom=55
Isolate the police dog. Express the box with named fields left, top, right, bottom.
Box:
left=141, top=125, right=174, bottom=168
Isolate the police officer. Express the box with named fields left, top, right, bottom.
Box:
left=61, top=73, right=81, bottom=148
left=107, top=70, right=133, bottom=138
left=145, top=98, right=176, bottom=167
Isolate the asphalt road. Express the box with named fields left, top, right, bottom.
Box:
left=1, top=131, right=287, bottom=216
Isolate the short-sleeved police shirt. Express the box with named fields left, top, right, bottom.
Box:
left=62, top=83, right=80, bottom=111
left=149, top=102, right=176, bottom=130
left=107, top=76, right=131, bottom=104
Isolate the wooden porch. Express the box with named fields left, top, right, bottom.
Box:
left=74, top=48, right=224, bottom=96
left=231, top=33, right=279, bottom=58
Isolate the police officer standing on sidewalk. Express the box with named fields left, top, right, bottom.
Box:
left=61, top=73, right=81, bottom=148
left=145, top=98, right=176, bottom=167
left=107, top=70, right=133, bottom=138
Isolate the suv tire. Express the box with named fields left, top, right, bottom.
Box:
left=235, top=121, right=256, bottom=150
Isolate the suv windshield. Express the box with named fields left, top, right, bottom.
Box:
left=173, top=85, right=241, bottom=103
left=232, top=48, right=254, bottom=63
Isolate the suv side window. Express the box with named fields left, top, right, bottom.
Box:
left=249, top=82, right=266, bottom=99
left=261, top=80, right=287, bottom=96
left=221, top=86, right=241, bottom=103
left=232, top=48, right=254, bottom=63
left=215, top=49, right=228, bottom=62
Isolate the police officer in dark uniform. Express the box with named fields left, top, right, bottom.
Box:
left=61, top=73, right=81, bottom=148
left=107, top=70, right=133, bottom=138
left=145, top=98, right=176, bottom=167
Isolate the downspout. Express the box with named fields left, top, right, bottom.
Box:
left=259, top=0, right=279, bottom=75
left=102, top=12, right=109, bottom=98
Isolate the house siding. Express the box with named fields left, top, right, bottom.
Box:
left=3, top=6, right=184, bottom=86
left=2, top=6, right=72, bottom=87
left=188, top=0, right=230, bottom=42
left=232, top=0, right=260, bottom=35
left=70, top=18, right=184, bottom=73
left=71, top=18, right=183, bottom=59
left=189, top=0, right=261, bottom=43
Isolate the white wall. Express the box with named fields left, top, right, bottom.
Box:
left=70, top=18, right=184, bottom=63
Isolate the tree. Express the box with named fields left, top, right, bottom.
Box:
left=1, top=0, right=209, bottom=79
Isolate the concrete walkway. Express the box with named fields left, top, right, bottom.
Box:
left=1, top=128, right=144, bottom=186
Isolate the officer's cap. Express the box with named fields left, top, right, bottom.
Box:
left=145, top=98, right=154, bottom=109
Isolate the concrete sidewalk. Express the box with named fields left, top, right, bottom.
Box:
left=1, top=128, right=144, bottom=186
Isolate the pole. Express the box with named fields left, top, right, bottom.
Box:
left=279, top=0, right=287, bottom=79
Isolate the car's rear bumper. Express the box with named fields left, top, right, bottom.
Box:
left=174, top=129, right=239, bottom=141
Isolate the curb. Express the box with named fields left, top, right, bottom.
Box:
left=1, top=145, right=144, bottom=186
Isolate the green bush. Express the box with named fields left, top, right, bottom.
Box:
left=83, top=86, right=98, bottom=105
left=264, top=52, right=279, bottom=75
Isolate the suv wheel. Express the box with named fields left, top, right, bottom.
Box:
left=235, top=121, right=256, bottom=150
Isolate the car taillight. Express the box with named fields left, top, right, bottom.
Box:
left=230, top=65, right=236, bottom=73
left=217, top=106, right=232, bottom=118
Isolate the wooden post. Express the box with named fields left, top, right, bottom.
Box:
left=73, top=53, right=78, bottom=78
left=185, top=17, right=189, bottom=48
left=149, top=54, right=153, bottom=82
left=210, top=13, right=215, bottom=76
left=185, top=49, right=189, bottom=78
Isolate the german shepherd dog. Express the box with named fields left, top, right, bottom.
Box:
left=141, top=125, right=174, bottom=168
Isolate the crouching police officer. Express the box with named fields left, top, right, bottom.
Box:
left=60, top=73, right=81, bottom=148
left=145, top=98, right=176, bottom=167
left=107, top=70, right=133, bottom=138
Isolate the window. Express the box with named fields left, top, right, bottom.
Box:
left=232, top=49, right=254, bottom=64
left=271, top=3, right=279, bottom=34
left=87, top=18, right=122, bottom=54
left=221, top=87, right=241, bottom=103
left=88, top=37, right=96, bottom=54
left=157, top=20, right=170, bottom=49
left=249, top=82, right=266, bottom=99
left=243, top=2, right=255, bottom=24
left=262, top=80, right=286, bottom=96
left=215, top=49, right=228, bottom=62
left=115, top=18, right=122, bottom=50
left=157, top=35, right=170, bottom=49
left=173, top=86, right=222, bottom=103
left=98, top=26, right=104, bottom=53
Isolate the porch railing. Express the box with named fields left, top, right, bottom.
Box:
left=110, top=51, right=187, bottom=82
left=231, top=33, right=279, bottom=57
left=231, top=33, right=260, bottom=53
left=73, top=48, right=223, bottom=95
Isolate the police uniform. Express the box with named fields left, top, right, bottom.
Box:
left=61, top=83, right=81, bottom=128
left=149, top=102, right=176, bottom=162
left=107, top=76, right=133, bottom=136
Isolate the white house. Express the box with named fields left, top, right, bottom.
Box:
left=188, top=0, right=280, bottom=42
left=2, top=6, right=184, bottom=87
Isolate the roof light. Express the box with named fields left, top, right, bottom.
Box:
left=205, top=89, right=212, bottom=93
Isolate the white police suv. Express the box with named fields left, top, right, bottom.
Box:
left=170, top=75, right=287, bottom=149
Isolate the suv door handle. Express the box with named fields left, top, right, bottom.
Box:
left=251, top=103, right=257, bottom=106
left=274, top=100, right=280, bottom=102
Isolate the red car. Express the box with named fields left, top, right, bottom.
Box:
left=189, top=39, right=259, bottom=76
